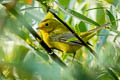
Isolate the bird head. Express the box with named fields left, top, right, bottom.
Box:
left=37, top=19, right=59, bottom=33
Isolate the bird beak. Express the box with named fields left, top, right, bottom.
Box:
left=36, top=27, right=40, bottom=30
left=37, top=23, right=45, bottom=30
left=36, top=27, right=44, bottom=30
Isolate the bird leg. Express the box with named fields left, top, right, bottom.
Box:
left=72, top=52, right=76, bottom=61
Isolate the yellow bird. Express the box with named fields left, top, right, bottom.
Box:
left=37, top=19, right=104, bottom=55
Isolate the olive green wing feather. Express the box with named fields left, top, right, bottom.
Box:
left=50, top=32, right=95, bottom=46
left=50, top=22, right=107, bottom=46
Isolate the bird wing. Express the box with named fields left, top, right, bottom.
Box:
left=50, top=32, right=85, bottom=46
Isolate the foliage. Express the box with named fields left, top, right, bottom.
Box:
left=0, top=0, right=120, bottom=80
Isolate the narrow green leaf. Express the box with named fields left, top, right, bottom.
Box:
left=106, top=10, right=117, bottom=30
left=86, top=7, right=106, bottom=11
left=55, top=1, right=100, bottom=26
left=96, top=3, right=106, bottom=25
left=66, top=9, right=100, bottom=26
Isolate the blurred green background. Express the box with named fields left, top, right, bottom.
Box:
left=0, top=0, right=120, bottom=80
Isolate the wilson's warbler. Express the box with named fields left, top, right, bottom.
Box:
left=37, top=19, right=104, bottom=54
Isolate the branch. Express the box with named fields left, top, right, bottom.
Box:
left=49, top=9, right=119, bottom=80
left=49, top=9, right=97, bottom=57
left=8, top=8, right=66, bottom=67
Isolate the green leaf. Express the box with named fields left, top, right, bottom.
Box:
left=78, top=21, right=87, bottom=32
left=116, top=1, right=120, bottom=12
left=66, top=9, right=100, bottom=26
left=0, top=4, right=8, bottom=34
left=112, top=0, right=119, bottom=6
left=67, top=16, right=73, bottom=25
left=106, top=10, right=117, bottom=30
left=55, top=1, right=100, bottom=26
left=86, top=7, right=106, bottom=11
left=81, top=4, right=88, bottom=15
left=36, top=51, right=49, bottom=61
left=0, top=45, right=5, bottom=60
left=96, top=3, right=106, bottom=25
left=4, top=17, right=29, bottom=40
left=113, top=32, right=120, bottom=42
left=75, top=21, right=87, bottom=34
left=11, top=44, right=29, bottom=63
left=23, top=8, right=44, bottom=23
left=58, top=0, right=70, bottom=8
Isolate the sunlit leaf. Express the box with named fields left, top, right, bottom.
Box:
left=76, top=21, right=87, bottom=33
left=96, top=3, right=106, bottom=25
left=58, top=0, right=70, bottom=8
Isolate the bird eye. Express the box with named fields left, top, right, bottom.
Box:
left=45, top=23, right=48, bottom=26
